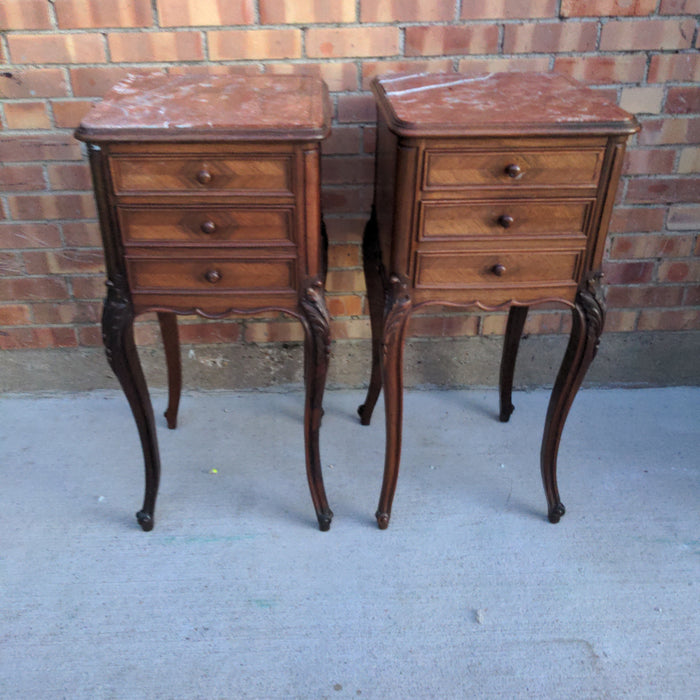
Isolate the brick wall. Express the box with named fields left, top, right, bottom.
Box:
left=1, top=0, right=698, bottom=356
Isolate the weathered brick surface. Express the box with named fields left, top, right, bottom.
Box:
left=0, top=3, right=697, bottom=348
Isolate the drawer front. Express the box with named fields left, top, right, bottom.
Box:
left=414, top=250, right=581, bottom=289
left=126, top=256, right=296, bottom=293
left=110, top=155, right=293, bottom=194
left=419, top=200, right=591, bottom=240
left=119, top=207, right=293, bottom=246
left=423, top=148, right=603, bottom=191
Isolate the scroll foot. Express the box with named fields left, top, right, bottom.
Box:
left=376, top=511, right=390, bottom=530
left=548, top=502, right=566, bottom=524
left=317, top=510, right=333, bottom=532
left=499, top=402, right=515, bottom=423
left=136, top=510, right=154, bottom=532
left=357, top=403, right=372, bottom=426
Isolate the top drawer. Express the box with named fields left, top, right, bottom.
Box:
left=422, top=146, right=604, bottom=192
left=110, top=154, right=293, bottom=195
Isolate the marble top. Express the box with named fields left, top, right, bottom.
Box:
left=373, top=72, right=639, bottom=137
left=75, top=72, right=332, bottom=142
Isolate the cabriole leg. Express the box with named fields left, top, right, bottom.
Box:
left=541, top=281, right=605, bottom=523
left=102, top=279, right=161, bottom=532
left=157, top=311, right=181, bottom=430
left=499, top=305, right=529, bottom=422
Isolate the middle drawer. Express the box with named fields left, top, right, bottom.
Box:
left=118, top=206, right=294, bottom=246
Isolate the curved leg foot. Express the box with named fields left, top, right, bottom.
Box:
left=157, top=311, right=181, bottom=430
left=376, top=275, right=412, bottom=530
left=300, top=277, right=333, bottom=531
left=499, top=305, right=528, bottom=422
left=102, top=276, right=161, bottom=531
left=541, top=279, right=605, bottom=523
left=358, top=207, right=385, bottom=426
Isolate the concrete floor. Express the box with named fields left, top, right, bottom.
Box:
left=1, top=387, right=698, bottom=699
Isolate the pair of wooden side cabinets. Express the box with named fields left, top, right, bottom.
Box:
left=75, top=71, right=638, bottom=532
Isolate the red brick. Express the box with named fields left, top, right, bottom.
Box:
left=0, top=0, right=52, bottom=29
left=609, top=207, right=666, bottom=233
left=8, top=194, right=97, bottom=221
left=665, top=87, right=700, bottom=115
left=461, top=0, right=556, bottom=18
left=637, top=117, right=700, bottom=146
left=208, top=29, right=302, bottom=60
left=327, top=243, right=361, bottom=268
left=648, top=54, right=700, bottom=83
left=659, top=0, right=700, bottom=13
left=0, top=252, right=23, bottom=275
left=0, top=223, right=62, bottom=249
left=458, top=57, right=552, bottom=74
left=657, top=260, right=700, bottom=283
left=157, top=0, right=255, bottom=27
left=553, top=55, right=647, bottom=83
left=0, top=276, right=69, bottom=302
left=678, top=146, right=700, bottom=173
left=684, top=286, right=700, bottom=305
left=0, top=69, right=70, bottom=99
left=8, top=34, right=106, bottom=64
left=51, top=100, right=97, bottom=129
left=602, top=261, right=654, bottom=284
left=322, top=186, right=373, bottom=216
left=307, top=27, right=399, bottom=59
left=0, top=135, right=82, bottom=162
left=62, top=222, right=102, bottom=247
left=323, top=217, right=365, bottom=244
left=361, top=60, right=453, bottom=89
left=0, top=327, right=78, bottom=350
left=323, top=126, right=362, bottom=155
left=405, top=25, right=499, bottom=57
left=623, top=148, right=676, bottom=175
left=265, top=62, right=358, bottom=92
left=503, top=22, right=597, bottom=53
left=178, top=321, right=241, bottom=344
left=322, top=156, right=375, bottom=185
left=0, top=304, right=32, bottom=325
left=54, top=0, right=153, bottom=28
left=78, top=325, right=102, bottom=346
left=326, top=294, right=364, bottom=317
left=606, top=285, right=685, bottom=308
left=409, top=314, right=480, bottom=337
left=637, top=308, right=700, bottom=330
left=524, top=311, right=567, bottom=335
left=23, top=249, right=104, bottom=275
left=0, top=165, right=46, bottom=192
left=667, top=204, right=700, bottom=230
left=561, top=0, right=656, bottom=15
left=361, top=0, right=454, bottom=22
left=336, top=95, right=376, bottom=124
left=71, top=276, right=106, bottom=300
left=32, top=301, right=101, bottom=325
left=245, top=319, right=303, bottom=343
left=363, top=126, right=376, bottom=154
left=603, top=310, right=639, bottom=332
left=47, top=163, right=93, bottom=191
left=108, top=31, right=204, bottom=63
left=626, top=177, right=700, bottom=204
left=610, top=234, right=694, bottom=259
left=260, top=0, right=355, bottom=23
left=600, top=19, right=696, bottom=51
left=329, top=318, right=371, bottom=340
left=3, top=102, right=52, bottom=129
left=70, top=67, right=136, bottom=98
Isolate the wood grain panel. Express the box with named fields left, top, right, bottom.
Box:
left=119, top=206, right=293, bottom=245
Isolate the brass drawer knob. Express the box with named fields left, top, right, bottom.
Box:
left=204, top=269, right=222, bottom=284
left=491, top=263, right=507, bottom=277
left=504, top=163, right=521, bottom=178
left=497, top=214, right=514, bottom=228
left=196, top=168, right=212, bottom=185
left=200, top=220, right=217, bottom=234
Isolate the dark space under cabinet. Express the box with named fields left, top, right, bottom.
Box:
left=76, top=72, right=333, bottom=531
left=357, top=72, right=639, bottom=529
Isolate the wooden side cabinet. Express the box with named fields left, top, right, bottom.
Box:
left=358, top=72, right=639, bottom=529
left=76, top=73, right=333, bottom=531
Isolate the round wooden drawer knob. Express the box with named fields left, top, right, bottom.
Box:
left=196, top=169, right=212, bottom=185
left=200, top=220, right=217, bottom=234
left=505, top=163, right=521, bottom=178
left=491, top=263, right=507, bottom=277
left=498, top=215, right=514, bottom=228
left=204, top=269, right=222, bottom=284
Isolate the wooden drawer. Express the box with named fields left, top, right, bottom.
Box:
left=126, top=254, right=296, bottom=294
left=119, top=206, right=294, bottom=246
left=414, top=250, right=582, bottom=290
left=110, top=154, right=293, bottom=195
left=419, top=199, right=591, bottom=240
left=422, top=147, right=604, bottom=191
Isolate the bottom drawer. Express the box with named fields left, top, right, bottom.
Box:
left=126, top=255, right=296, bottom=294
left=415, top=250, right=582, bottom=291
